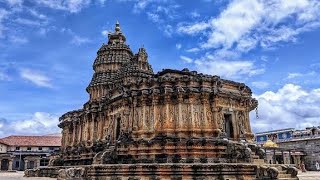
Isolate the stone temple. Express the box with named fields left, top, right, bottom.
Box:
left=26, top=22, right=299, bottom=180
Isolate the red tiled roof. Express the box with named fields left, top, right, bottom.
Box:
left=0, top=135, right=61, bottom=147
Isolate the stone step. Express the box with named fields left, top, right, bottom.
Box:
left=253, top=159, right=265, bottom=165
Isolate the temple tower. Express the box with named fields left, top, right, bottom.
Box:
left=87, top=22, right=134, bottom=100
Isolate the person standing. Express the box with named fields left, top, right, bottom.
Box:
left=316, top=161, right=320, bottom=171
left=301, top=162, right=307, bottom=172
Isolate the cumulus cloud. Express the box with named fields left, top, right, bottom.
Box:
left=20, top=68, right=52, bottom=88
left=178, top=0, right=320, bottom=54
left=0, top=112, right=60, bottom=137
left=251, top=84, right=320, bottom=133
left=187, top=53, right=264, bottom=80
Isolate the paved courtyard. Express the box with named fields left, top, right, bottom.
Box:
left=0, top=170, right=320, bottom=179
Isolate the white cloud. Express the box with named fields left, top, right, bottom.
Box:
left=35, top=0, right=91, bottom=13
left=28, top=9, right=48, bottom=20
left=177, top=21, right=210, bottom=35
left=0, top=112, right=60, bottom=137
left=186, top=47, right=200, bottom=53
left=20, top=68, right=52, bottom=88
left=101, top=30, right=109, bottom=37
left=70, top=34, right=91, bottom=45
left=251, top=81, right=269, bottom=89
left=190, top=11, right=200, bottom=18
left=251, top=84, right=320, bottom=132
left=180, top=55, right=193, bottom=63
left=195, top=59, right=264, bottom=80
left=0, top=9, right=9, bottom=38
left=178, top=0, right=320, bottom=54
left=190, top=53, right=264, bottom=80
left=175, top=43, right=182, bottom=50
left=8, top=35, right=28, bottom=44
left=0, top=71, right=10, bottom=81
left=163, top=24, right=173, bottom=37
left=287, top=73, right=303, bottom=79
left=2, top=0, right=23, bottom=7
left=147, top=12, right=160, bottom=22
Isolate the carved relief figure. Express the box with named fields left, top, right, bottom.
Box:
left=238, top=111, right=246, bottom=135
left=193, top=105, right=201, bottom=128
left=217, top=109, right=225, bottom=132
left=181, top=105, right=188, bottom=128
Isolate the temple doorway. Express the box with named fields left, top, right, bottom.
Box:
left=1, top=159, right=9, bottom=170
left=224, top=114, right=234, bottom=139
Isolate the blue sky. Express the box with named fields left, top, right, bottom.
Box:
left=0, top=0, right=320, bottom=137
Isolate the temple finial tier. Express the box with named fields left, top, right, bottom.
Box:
left=115, top=21, right=121, bottom=32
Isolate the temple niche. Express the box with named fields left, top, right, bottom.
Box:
left=25, top=22, right=299, bottom=180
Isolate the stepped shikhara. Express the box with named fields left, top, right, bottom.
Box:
left=25, top=22, right=299, bottom=180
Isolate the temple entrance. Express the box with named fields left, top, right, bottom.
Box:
left=115, top=117, right=121, bottom=140
left=1, top=159, right=9, bottom=170
left=224, top=114, right=234, bottom=139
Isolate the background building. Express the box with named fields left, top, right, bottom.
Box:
left=0, top=135, right=61, bottom=171
left=255, top=126, right=320, bottom=170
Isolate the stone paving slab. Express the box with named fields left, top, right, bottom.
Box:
left=0, top=171, right=53, bottom=180
left=297, top=171, right=320, bottom=180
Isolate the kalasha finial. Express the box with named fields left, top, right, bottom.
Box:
left=115, top=21, right=121, bottom=32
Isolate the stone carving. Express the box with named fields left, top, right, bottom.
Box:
left=57, top=167, right=86, bottom=180
left=238, top=111, right=246, bottom=135
left=217, top=108, right=225, bottom=132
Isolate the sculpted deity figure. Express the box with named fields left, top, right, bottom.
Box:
left=238, top=112, right=246, bottom=135
left=217, top=109, right=225, bottom=132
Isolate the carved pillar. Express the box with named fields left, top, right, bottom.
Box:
left=141, top=96, right=147, bottom=133
left=79, top=119, right=82, bottom=142
left=99, top=112, right=104, bottom=140
left=132, top=98, right=138, bottom=137
left=202, top=93, right=211, bottom=136
left=188, top=95, right=195, bottom=137
left=153, top=96, right=160, bottom=131
left=163, top=95, right=172, bottom=134
left=86, top=115, right=89, bottom=142
left=92, top=113, right=96, bottom=141
left=8, top=159, right=12, bottom=170
left=177, top=94, right=183, bottom=134
left=36, top=159, right=40, bottom=168
left=72, top=121, right=76, bottom=146
left=61, top=129, right=65, bottom=148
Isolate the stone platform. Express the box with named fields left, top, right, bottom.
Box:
left=25, top=163, right=298, bottom=180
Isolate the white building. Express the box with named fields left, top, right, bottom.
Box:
left=0, top=135, right=61, bottom=171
